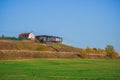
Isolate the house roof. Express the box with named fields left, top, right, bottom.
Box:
left=19, top=32, right=32, bottom=35
left=36, top=35, right=62, bottom=39
left=19, top=32, right=33, bottom=38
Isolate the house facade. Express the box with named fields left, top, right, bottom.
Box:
left=19, top=32, right=35, bottom=40
left=36, top=35, right=63, bottom=43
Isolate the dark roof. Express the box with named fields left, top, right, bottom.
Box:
left=19, top=33, right=32, bottom=38
left=19, top=33, right=31, bottom=35
left=36, top=35, right=62, bottom=39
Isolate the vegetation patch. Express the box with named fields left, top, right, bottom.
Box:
left=36, top=46, right=46, bottom=51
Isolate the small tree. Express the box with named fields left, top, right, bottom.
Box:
left=79, top=49, right=87, bottom=58
left=86, top=46, right=92, bottom=53
left=105, top=45, right=118, bottom=59
left=93, top=48, right=97, bottom=51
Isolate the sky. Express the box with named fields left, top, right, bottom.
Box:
left=0, top=0, right=120, bottom=53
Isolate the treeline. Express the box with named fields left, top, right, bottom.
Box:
left=80, top=45, right=119, bottom=59
left=0, top=35, right=30, bottom=40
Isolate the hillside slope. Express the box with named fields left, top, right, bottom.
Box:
left=0, top=40, right=80, bottom=52
left=0, top=40, right=81, bottom=59
left=0, top=40, right=119, bottom=59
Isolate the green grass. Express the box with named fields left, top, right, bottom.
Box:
left=0, top=59, right=120, bottom=80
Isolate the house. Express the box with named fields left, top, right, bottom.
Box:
left=36, top=35, right=63, bottom=43
left=18, top=32, right=35, bottom=40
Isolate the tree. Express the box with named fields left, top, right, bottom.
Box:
left=93, top=48, right=97, bottom=51
left=86, top=46, right=92, bottom=53
left=105, top=45, right=118, bottom=59
left=79, top=49, right=87, bottom=58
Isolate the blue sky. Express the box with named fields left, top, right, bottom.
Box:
left=0, top=0, right=120, bottom=53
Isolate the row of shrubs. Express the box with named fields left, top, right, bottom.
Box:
left=79, top=46, right=119, bottom=59
left=0, top=37, right=30, bottom=40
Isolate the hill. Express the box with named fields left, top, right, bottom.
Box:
left=0, top=40, right=80, bottom=52
left=0, top=40, right=119, bottom=59
left=0, top=40, right=82, bottom=59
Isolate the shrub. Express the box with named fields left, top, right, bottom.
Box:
left=36, top=46, right=46, bottom=51
left=105, top=45, right=119, bottom=59
left=79, top=49, right=87, bottom=58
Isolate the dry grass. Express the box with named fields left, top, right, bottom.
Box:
left=0, top=40, right=80, bottom=52
left=0, top=40, right=117, bottom=59
left=0, top=40, right=82, bottom=59
left=0, top=50, right=80, bottom=60
left=0, top=40, right=53, bottom=51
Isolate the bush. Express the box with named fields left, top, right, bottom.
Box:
left=105, top=45, right=119, bottom=59
left=79, top=49, right=87, bottom=58
left=36, top=46, right=46, bottom=51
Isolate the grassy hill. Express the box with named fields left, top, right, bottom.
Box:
left=0, top=40, right=52, bottom=51
left=0, top=40, right=119, bottom=59
left=0, top=40, right=80, bottom=52
left=0, top=40, right=82, bottom=59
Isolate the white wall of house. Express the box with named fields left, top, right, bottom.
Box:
left=28, top=33, right=35, bottom=40
left=55, top=38, right=60, bottom=41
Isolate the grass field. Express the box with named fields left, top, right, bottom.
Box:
left=0, top=59, right=120, bottom=80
